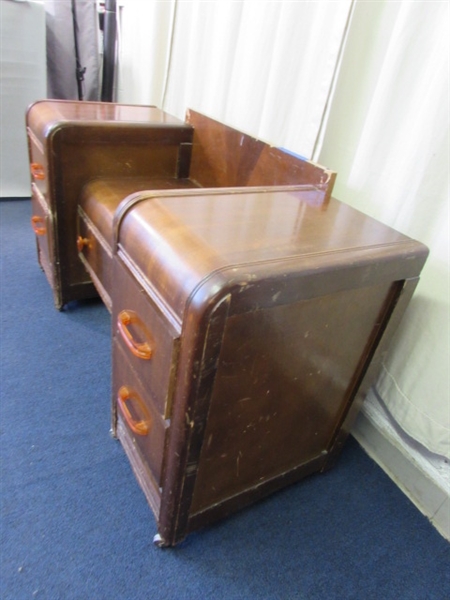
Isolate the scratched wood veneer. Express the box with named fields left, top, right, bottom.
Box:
left=26, top=101, right=334, bottom=309
left=25, top=101, right=428, bottom=547
left=111, top=187, right=428, bottom=547
left=26, top=101, right=193, bottom=309
left=75, top=107, right=335, bottom=311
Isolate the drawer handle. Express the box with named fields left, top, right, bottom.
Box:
left=76, top=236, right=91, bottom=252
left=117, top=310, right=153, bottom=360
left=118, top=386, right=152, bottom=436
left=30, top=162, right=45, bottom=180
left=31, top=215, right=46, bottom=236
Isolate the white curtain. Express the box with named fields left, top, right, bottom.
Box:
left=118, top=0, right=176, bottom=106
left=117, top=0, right=449, bottom=460
left=118, top=0, right=352, bottom=159
left=318, top=0, right=449, bottom=459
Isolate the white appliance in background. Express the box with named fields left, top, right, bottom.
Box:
left=1, top=0, right=46, bottom=198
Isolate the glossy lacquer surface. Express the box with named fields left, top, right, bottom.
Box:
left=117, top=188, right=418, bottom=318
left=115, top=187, right=427, bottom=545
left=26, top=101, right=336, bottom=308
left=186, top=109, right=336, bottom=198
left=26, top=100, right=194, bottom=308
left=27, top=100, right=186, bottom=144
left=81, top=177, right=200, bottom=247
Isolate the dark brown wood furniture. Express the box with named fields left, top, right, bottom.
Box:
left=26, top=101, right=335, bottom=309
left=26, top=101, right=194, bottom=309
left=25, top=101, right=428, bottom=547
left=111, top=186, right=427, bottom=547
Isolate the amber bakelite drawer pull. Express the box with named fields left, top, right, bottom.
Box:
left=117, top=310, right=153, bottom=360
left=30, top=163, right=45, bottom=180
left=118, top=386, right=152, bottom=436
left=76, top=236, right=91, bottom=252
left=31, top=215, right=46, bottom=236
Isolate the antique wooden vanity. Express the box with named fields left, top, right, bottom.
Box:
left=26, top=101, right=428, bottom=546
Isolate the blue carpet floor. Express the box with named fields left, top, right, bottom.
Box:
left=1, top=198, right=449, bottom=600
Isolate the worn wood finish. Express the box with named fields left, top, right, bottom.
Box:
left=77, top=177, right=199, bottom=310
left=112, top=188, right=428, bottom=546
left=188, top=280, right=397, bottom=514
left=26, top=101, right=335, bottom=308
left=26, top=100, right=194, bottom=308
left=115, top=188, right=422, bottom=318
left=112, top=258, right=181, bottom=418
left=77, top=205, right=113, bottom=310
left=186, top=109, right=336, bottom=199
left=25, top=101, right=428, bottom=546
left=113, top=342, right=170, bottom=485
left=30, top=183, right=51, bottom=272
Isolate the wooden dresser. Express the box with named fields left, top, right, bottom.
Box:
left=25, top=101, right=428, bottom=547
left=111, top=187, right=428, bottom=547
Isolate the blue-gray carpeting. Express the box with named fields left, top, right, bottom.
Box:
left=1, top=198, right=449, bottom=600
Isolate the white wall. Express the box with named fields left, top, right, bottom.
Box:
left=0, top=0, right=46, bottom=197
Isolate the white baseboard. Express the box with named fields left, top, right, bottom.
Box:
left=351, top=392, right=449, bottom=541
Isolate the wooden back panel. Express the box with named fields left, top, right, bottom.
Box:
left=186, top=109, right=336, bottom=201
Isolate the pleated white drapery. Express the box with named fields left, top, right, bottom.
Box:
left=118, top=0, right=176, bottom=107
left=118, top=0, right=353, bottom=159
left=318, top=0, right=449, bottom=459
left=117, top=0, right=449, bottom=460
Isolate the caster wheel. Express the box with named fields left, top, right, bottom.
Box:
left=153, top=533, right=168, bottom=548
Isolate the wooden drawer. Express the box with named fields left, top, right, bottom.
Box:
left=113, top=341, right=169, bottom=486
left=76, top=176, right=201, bottom=312
left=27, top=129, right=48, bottom=199
left=30, top=184, right=53, bottom=287
left=77, top=205, right=113, bottom=311
left=113, top=257, right=180, bottom=417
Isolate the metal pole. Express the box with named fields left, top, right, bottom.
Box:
left=101, top=0, right=117, bottom=102
left=71, top=0, right=86, bottom=100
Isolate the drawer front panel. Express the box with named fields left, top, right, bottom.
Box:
left=31, top=185, right=54, bottom=287
left=113, top=341, right=169, bottom=485
left=113, top=258, right=180, bottom=417
left=28, top=131, right=48, bottom=198
left=77, top=207, right=113, bottom=310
